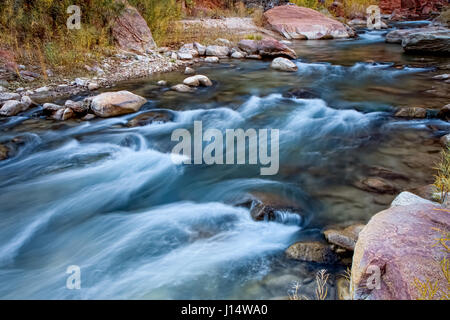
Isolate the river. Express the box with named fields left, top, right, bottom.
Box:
left=0, top=22, right=449, bottom=299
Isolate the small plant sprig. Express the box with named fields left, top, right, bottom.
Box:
left=315, top=269, right=329, bottom=300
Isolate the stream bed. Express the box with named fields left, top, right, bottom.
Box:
left=0, top=22, right=449, bottom=299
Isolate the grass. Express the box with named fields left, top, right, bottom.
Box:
left=434, top=147, right=450, bottom=204
left=289, top=269, right=330, bottom=300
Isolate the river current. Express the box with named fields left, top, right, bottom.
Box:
left=0, top=22, right=449, bottom=299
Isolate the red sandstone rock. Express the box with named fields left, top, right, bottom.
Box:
left=263, top=5, right=352, bottom=40
left=351, top=203, right=450, bottom=300
left=380, top=0, right=446, bottom=19
left=111, top=3, right=156, bottom=54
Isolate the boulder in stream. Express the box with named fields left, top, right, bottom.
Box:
left=271, top=57, right=298, bottom=72
left=205, top=45, right=230, bottom=57
left=394, top=107, right=427, bottom=118
left=87, top=91, right=147, bottom=118
left=183, top=75, right=213, bottom=87
left=286, top=241, right=338, bottom=264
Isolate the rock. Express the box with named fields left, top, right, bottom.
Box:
left=74, top=78, right=87, bottom=87
left=394, top=107, right=427, bottom=118
left=336, top=277, right=351, bottom=300
left=257, top=38, right=297, bottom=59
left=52, top=107, right=74, bottom=121
left=348, top=18, right=367, bottom=26
left=205, top=45, right=230, bottom=57
left=194, top=42, right=206, bottom=56
left=231, top=51, right=245, bottom=59
left=247, top=54, right=262, bottom=60
left=270, top=57, right=298, bottom=72
left=35, top=86, right=49, bottom=93
left=391, top=191, right=436, bottom=207
left=283, top=88, right=319, bottom=99
left=386, top=29, right=409, bottom=44
left=43, top=103, right=64, bottom=112
left=65, top=100, right=87, bottom=113
left=157, top=80, right=167, bottom=86
left=171, top=84, right=196, bottom=93
left=323, top=223, right=365, bottom=251
left=433, top=74, right=450, bottom=80
left=127, top=110, right=173, bottom=127
left=0, top=100, right=28, bottom=116
left=355, top=177, right=397, bottom=194
left=0, top=144, right=9, bottom=160
left=0, top=49, right=18, bottom=73
left=183, top=75, right=213, bottom=87
left=88, top=91, right=147, bottom=118
left=82, top=113, right=96, bottom=121
left=264, top=5, right=352, bottom=40
left=285, top=241, right=338, bottom=264
left=20, top=96, right=34, bottom=109
left=178, top=43, right=199, bottom=58
left=0, top=92, right=20, bottom=103
left=402, top=30, right=450, bottom=55
left=238, top=39, right=260, bottom=55
left=440, top=134, right=450, bottom=147
left=367, top=166, right=409, bottom=181
left=177, top=51, right=193, bottom=60
left=204, top=57, right=220, bottom=63
left=238, top=39, right=297, bottom=59
left=380, top=0, right=447, bottom=20
left=111, top=3, right=156, bottom=54
left=408, top=184, right=441, bottom=202
left=87, top=82, right=100, bottom=91
left=351, top=204, right=449, bottom=300
left=171, top=52, right=178, bottom=60
left=0, top=86, right=6, bottom=93
left=437, top=104, right=450, bottom=120
left=216, top=38, right=231, bottom=46
left=184, top=67, right=196, bottom=75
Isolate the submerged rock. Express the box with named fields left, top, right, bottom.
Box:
left=270, top=57, right=298, bottom=72
left=171, top=84, right=196, bottom=93
left=286, top=241, right=338, bottom=264
left=0, top=144, right=9, bottom=160
left=351, top=203, right=449, bottom=300
left=264, top=5, right=352, bottom=40
left=355, top=177, right=398, bottom=194
left=394, top=107, right=427, bottom=118
left=127, top=110, right=173, bottom=127
left=283, top=88, right=319, bottom=99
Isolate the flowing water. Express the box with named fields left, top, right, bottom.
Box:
left=0, top=23, right=449, bottom=299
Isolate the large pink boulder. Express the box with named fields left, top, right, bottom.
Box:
left=112, top=3, right=156, bottom=54
left=351, top=203, right=449, bottom=300
left=263, top=5, right=353, bottom=40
